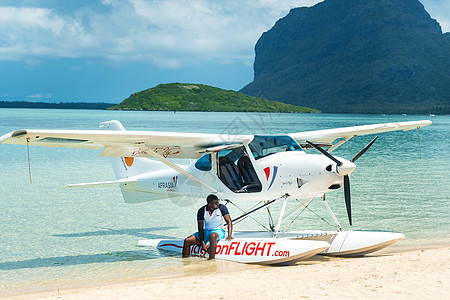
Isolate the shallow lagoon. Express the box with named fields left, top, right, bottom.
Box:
left=0, top=109, right=448, bottom=295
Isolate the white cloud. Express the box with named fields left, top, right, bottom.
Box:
left=4, top=0, right=447, bottom=69
left=422, top=0, right=450, bottom=33
left=0, top=0, right=321, bottom=67
left=26, top=93, right=52, bottom=99
left=0, top=6, right=62, bottom=33
left=0, top=6, right=92, bottom=59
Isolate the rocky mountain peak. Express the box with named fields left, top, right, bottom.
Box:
left=241, top=0, right=450, bottom=114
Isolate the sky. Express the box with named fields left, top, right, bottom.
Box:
left=0, top=0, right=449, bottom=103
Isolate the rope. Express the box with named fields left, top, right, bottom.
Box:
left=26, top=138, right=32, bottom=184
left=417, top=126, right=422, bottom=159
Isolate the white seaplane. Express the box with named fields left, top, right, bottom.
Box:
left=1, top=119, right=431, bottom=265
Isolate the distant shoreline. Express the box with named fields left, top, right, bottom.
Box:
left=0, top=102, right=442, bottom=115
left=0, top=101, right=116, bottom=110
left=0, top=101, right=318, bottom=113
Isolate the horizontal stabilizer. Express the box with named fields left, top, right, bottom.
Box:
left=64, top=178, right=136, bottom=189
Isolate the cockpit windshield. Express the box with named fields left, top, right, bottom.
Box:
left=248, top=135, right=303, bottom=160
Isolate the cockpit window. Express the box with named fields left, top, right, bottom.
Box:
left=218, top=147, right=247, bottom=163
left=248, top=135, right=302, bottom=160
left=195, top=154, right=212, bottom=171
left=217, top=146, right=262, bottom=193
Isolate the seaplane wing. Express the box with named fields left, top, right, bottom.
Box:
left=289, top=120, right=432, bottom=151
left=0, top=127, right=252, bottom=159
left=1, top=120, right=432, bottom=157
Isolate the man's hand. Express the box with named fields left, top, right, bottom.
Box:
left=201, top=241, right=208, bottom=253
left=224, top=214, right=233, bottom=242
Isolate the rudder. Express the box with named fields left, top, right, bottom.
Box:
left=99, top=120, right=165, bottom=180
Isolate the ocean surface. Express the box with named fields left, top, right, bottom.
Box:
left=0, top=109, right=449, bottom=295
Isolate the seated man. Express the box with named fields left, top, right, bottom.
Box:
left=183, top=194, right=233, bottom=259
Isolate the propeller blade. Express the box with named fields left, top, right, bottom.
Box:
left=351, top=136, right=379, bottom=162
left=306, top=140, right=342, bottom=166
left=344, top=175, right=352, bottom=226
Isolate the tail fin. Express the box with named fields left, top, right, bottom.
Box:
left=99, top=120, right=164, bottom=180
left=99, top=120, right=168, bottom=203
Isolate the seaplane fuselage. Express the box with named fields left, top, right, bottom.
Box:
left=114, top=137, right=355, bottom=205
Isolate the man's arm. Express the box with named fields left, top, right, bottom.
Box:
left=224, top=214, right=233, bottom=241
left=197, top=220, right=207, bottom=250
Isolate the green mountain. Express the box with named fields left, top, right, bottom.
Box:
left=240, top=0, right=450, bottom=114
left=110, top=83, right=319, bottom=113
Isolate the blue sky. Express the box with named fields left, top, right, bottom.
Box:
left=0, top=0, right=449, bottom=103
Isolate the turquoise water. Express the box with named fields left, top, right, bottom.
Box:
left=0, top=109, right=449, bottom=295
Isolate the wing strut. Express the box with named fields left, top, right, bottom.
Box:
left=322, top=195, right=343, bottom=232
left=143, top=146, right=218, bottom=193
left=327, top=137, right=353, bottom=153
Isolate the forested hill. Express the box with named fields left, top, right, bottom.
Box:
left=110, top=83, right=320, bottom=113
left=240, top=0, right=450, bottom=114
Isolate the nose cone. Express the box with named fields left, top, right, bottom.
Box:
left=336, top=159, right=356, bottom=176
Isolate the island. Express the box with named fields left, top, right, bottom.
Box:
left=109, top=83, right=320, bottom=113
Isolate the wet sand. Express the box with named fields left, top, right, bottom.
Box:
left=4, top=246, right=449, bottom=299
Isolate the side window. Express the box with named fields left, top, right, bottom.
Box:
left=195, top=154, right=212, bottom=171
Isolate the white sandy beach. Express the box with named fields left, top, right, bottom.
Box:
left=5, top=246, right=448, bottom=300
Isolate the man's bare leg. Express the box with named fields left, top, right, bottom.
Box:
left=208, top=232, right=219, bottom=260
left=183, top=235, right=199, bottom=257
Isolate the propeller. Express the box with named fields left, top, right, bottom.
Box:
left=343, top=174, right=352, bottom=225
left=351, top=136, right=379, bottom=163
left=344, top=135, right=379, bottom=225
left=306, top=136, right=379, bottom=226
left=306, top=140, right=342, bottom=166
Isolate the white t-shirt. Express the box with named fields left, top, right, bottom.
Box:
left=197, top=204, right=230, bottom=230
